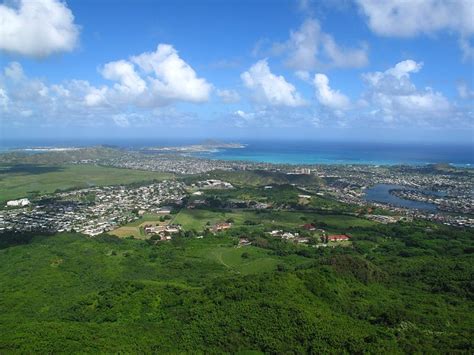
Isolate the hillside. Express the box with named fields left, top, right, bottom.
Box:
left=0, top=228, right=472, bottom=353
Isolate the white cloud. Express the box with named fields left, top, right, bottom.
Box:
left=131, top=44, right=212, bottom=104
left=457, top=81, right=474, bottom=99
left=0, top=44, right=212, bottom=127
left=0, top=0, right=80, bottom=57
left=321, top=34, right=369, bottom=69
left=84, top=87, right=107, bottom=107
left=313, top=73, right=350, bottom=110
left=362, top=60, right=422, bottom=95
left=0, top=87, right=9, bottom=110
left=362, top=60, right=453, bottom=123
left=356, top=0, right=474, bottom=37
left=459, top=37, right=474, bottom=62
left=241, top=59, right=306, bottom=107
left=96, top=44, right=212, bottom=108
left=101, top=60, right=147, bottom=96
left=285, top=19, right=320, bottom=70
left=295, top=70, right=310, bottom=81
left=356, top=0, right=474, bottom=62
left=217, top=89, right=240, bottom=103
left=277, top=18, right=368, bottom=70
left=4, top=62, right=25, bottom=82
left=385, top=60, right=423, bottom=79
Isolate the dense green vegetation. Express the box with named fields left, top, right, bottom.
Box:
left=0, top=220, right=472, bottom=352
left=0, top=164, right=173, bottom=203
left=0, top=164, right=472, bottom=353
left=184, top=169, right=322, bottom=187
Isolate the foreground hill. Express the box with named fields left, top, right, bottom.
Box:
left=0, top=229, right=472, bottom=353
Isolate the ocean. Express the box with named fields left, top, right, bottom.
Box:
left=196, top=140, right=474, bottom=167
left=1, top=138, right=473, bottom=167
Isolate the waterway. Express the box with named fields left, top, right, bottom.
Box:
left=364, top=184, right=438, bottom=212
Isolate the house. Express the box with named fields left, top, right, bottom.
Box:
left=295, top=237, right=309, bottom=244
left=327, top=234, right=351, bottom=242
left=156, top=207, right=172, bottom=214
left=212, top=222, right=232, bottom=232
left=269, top=230, right=283, bottom=237
left=238, top=238, right=252, bottom=246
left=6, top=198, right=30, bottom=207
left=282, top=232, right=297, bottom=240
left=165, top=225, right=181, bottom=234
left=302, top=223, right=316, bottom=231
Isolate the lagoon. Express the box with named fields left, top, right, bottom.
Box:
left=364, top=184, right=438, bottom=212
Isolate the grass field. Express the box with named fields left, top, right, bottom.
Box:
left=173, top=208, right=376, bottom=232
left=109, top=215, right=169, bottom=239
left=0, top=164, right=174, bottom=202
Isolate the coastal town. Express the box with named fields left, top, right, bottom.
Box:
left=1, top=145, right=473, bottom=238
left=1, top=180, right=186, bottom=236
left=1, top=156, right=473, bottom=238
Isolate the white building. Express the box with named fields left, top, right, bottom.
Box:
left=6, top=198, right=30, bottom=207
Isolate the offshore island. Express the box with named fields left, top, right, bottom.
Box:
left=141, top=139, right=246, bottom=153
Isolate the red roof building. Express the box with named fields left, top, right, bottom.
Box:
left=302, top=223, right=316, bottom=231
left=327, top=234, right=351, bottom=242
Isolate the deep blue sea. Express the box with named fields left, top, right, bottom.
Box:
left=1, top=138, right=473, bottom=167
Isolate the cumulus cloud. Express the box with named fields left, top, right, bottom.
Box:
left=313, top=73, right=350, bottom=110
left=93, top=44, right=212, bottom=108
left=101, top=60, right=147, bottom=96
left=356, top=0, right=474, bottom=37
left=356, top=0, right=474, bottom=62
left=241, top=59, right=305, bottom=107
left=130, top=44, right=212, bottom=104
left=276, top=18, right=368, bottom=70
left=0, top=0, right=80, bottom=57
left=0, top=45, right=212, bottom=126
left=217, top=89, right=240, bottom=103
left=84, top=86, right=107, bottom=107
left=362, top=60, right=453, bottom=123
left=362, top=60, right=423, bottom=95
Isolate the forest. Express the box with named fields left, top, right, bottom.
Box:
left=0, top=216, right=472, bottom=353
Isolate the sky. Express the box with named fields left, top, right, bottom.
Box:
left=0, top=0, right=473, bottom=143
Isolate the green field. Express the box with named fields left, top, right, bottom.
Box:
left=173, top=208, right=375, bottom=232
left=184, top=239, right=309, bottom=274
left=0, top=164, right=174, bottom=202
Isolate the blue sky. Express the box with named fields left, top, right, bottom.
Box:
left=0, top=0, right=473, bottom=142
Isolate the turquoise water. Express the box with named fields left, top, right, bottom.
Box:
left=196, top=141, right=474, bottom=167
left=1, top=139, right=473, bottom=167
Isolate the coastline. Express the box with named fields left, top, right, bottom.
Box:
left=1, top=139, right=473, bottom=168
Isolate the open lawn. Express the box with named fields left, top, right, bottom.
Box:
left=182, top=237, right=310, bottom=275
left=109, top=215, right=169, bottom=239
left=109, top=226, right=143, bottom=239
left=0, top=164, right=174, bottom=202
left=173, top=208, right=376, bottom=232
